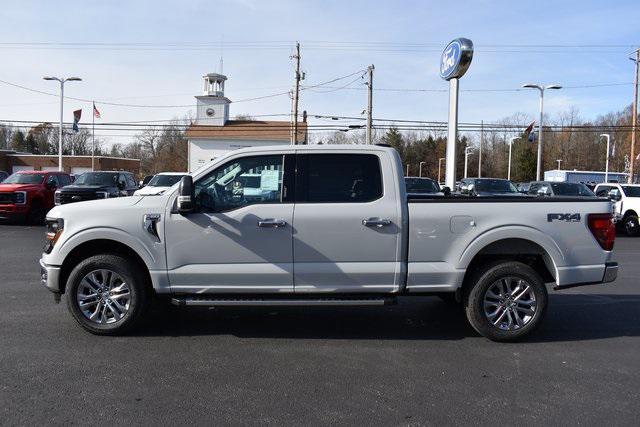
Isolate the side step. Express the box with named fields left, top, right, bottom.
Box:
left=170, top=296, right=397, bottom=307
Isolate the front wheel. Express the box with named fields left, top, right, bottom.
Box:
left=465, top=261, right=548, bottom=342
left=65, top=254, right=150, bottom=335
left=623, top=215, right=640, bottom=237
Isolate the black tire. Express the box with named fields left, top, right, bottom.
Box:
left=623, top=215, right=640, bottom=237
left=65, top=254, right=150, bottom=335
left=464, top=261, right=548, bottom=342
left=27, top=199, right=46, bottom=225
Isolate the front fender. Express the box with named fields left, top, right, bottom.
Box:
left=51, top=226, right=158, bottom=270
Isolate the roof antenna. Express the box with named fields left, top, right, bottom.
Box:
left=219, top=34, right=224, bottom=74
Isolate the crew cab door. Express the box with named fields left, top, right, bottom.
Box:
left=292, top=152, right=404, bottom=293
left=164, top=153, right=295, bottom=293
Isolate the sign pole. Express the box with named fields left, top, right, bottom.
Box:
left=445, top=78, right=459, bottom=189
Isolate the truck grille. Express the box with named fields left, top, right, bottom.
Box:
left=58, top=192, right=99, bottom=205
left=0, top=192, right=14, bottom=204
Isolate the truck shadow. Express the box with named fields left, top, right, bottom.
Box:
left=133, top=293, right=640, bottom=343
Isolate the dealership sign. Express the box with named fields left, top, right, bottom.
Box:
left=440, top=38, right=474, bottom=80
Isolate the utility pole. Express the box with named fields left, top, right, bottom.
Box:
left=290, top=42, right=301, bottom=145
left=406, top=164, right=409, bottom=176
left=600, top=134, right=611, bottom=183
left=365, top=64, right=374, bottom=144
left=419, top=161, right=426, bottom=177
left=630, top=48, right=639, bottom=183
left=464, top=146, right=473, bottom=178
left=478, top=120, right=483, bottom=177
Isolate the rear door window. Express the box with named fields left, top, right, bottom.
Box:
left=297, top=154, right=382, bottom=203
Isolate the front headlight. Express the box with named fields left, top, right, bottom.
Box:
left=54, top=190, right=61, bottom=206
left=95, top=191, right=109, bottom=199
left=14, top=191, right=26, bottom=204
left=44, top=218, right=64, bottom=254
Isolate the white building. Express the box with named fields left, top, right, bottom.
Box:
left=186, top=73, right=306, bottom=172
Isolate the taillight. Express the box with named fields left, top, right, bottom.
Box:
left=588, top=213, right=615, bottom=251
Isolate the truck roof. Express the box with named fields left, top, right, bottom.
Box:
left=228, top=144, right=397, bottom=156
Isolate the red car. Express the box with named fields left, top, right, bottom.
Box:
left=0, top=171, right=72, bottom=224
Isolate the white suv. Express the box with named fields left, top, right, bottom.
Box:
left=594, top=183, right=640, bottom=236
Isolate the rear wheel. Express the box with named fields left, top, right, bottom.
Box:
left=623, top=215, right=640, bottom=237
left=465, top=261, right=548, bottom=342
left=65, top=254, right=150, bottom=335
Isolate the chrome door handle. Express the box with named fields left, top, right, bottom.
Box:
left=258, top=219, right=287, bottom=228
left=362, top=218, right=392, bottom=228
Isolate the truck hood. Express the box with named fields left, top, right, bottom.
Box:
left=47, top=195, right=144, bottom=219
left=0, top=183, right=42, bottom=192
left=134, top=185, right=170, bottom=196
left=60, top=184, right=111, bottom=192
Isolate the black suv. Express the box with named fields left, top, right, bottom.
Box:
left=55, top=171, right=138, bottom=205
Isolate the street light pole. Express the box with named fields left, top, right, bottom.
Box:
left=464, top=146, right=473, bottom=178
left=419, top=161, right=426, bottom=177
left=556, top=159, right=563, bottom=170
left=43, top=76, right=82, bottom=172
left=522, top=83, right=562, bottom=180
left=438, top=157, right=445, bottom=183
left=600, top=134, right=611, bottom=183
left=507, top=137, right=519, bottom=181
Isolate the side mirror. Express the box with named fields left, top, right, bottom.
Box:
left=46, top=181, right=56, bottom=190
left=138, top=180, right=144, bottom=188
left=442, top=186, right=451, bottom=196
left=117, top=181, right=125, bottom=190
left=467, top=183, right=475, bottom=195
left=608, top=189, right=622, bottom=202
left=177, top=175, right=195, bottom=214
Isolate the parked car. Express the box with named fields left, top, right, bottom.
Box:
left=528, top=181, right=596, bottom=198
left=40, top=145, right=618, bottom=341
left=594, top=183, right=640, bottom=236
left=0, top=171, right=9, bottom=182
left=55, top=171, right=138, bottom=206
left=515, top=182, right=530, bottom=194
left=134, top=172, right=187, bottom=196
left=0, top=171, right=72, bottom=223
left=138, top=175, right=154, bottom=188
left=458, top=178, right=522, bottom=197
left=404, top=177, right=440, bottom=195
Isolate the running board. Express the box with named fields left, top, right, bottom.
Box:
left=170, top=296, right=397, bottom=307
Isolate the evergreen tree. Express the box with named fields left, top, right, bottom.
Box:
left=10, top=130, right=26, bottom=151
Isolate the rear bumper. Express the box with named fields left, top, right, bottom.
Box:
left=554, top=262, right=618, bottom=290
left=40, top=258, right=62, bottom=294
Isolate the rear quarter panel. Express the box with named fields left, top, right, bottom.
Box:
left=407, top=198, right=613, bottom=291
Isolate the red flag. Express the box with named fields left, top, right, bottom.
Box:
left=72, top=109, right=82, bottom=132
left=524, top=121, right=535, bottom=136
left=93, top=103, right=101, bottom=119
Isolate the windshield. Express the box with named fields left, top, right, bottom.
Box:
left=147, top=174, right=185, bottom=187
left=551, top=182, right=594, bottom=196
left=405, top=178, right=440, bottom=193
left=73, top=173, right=118, bottom=186
left=474, top=179, right=518, bottom=193
left=2, top=173, right=45, bottom=184
left=621, top=186, right=640, bottom=197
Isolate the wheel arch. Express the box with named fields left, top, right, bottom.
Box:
left=458, top=229, right=561, bottom=293
left=58, top=239, right=152, bottom=295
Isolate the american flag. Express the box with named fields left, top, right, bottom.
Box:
left=93, top=102, right=101, bottom=119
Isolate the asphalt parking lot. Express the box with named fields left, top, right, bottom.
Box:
left=1, top=224, right=639, bottom=425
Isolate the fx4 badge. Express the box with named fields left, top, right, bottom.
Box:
left=547, top=213, right=581, bottom=222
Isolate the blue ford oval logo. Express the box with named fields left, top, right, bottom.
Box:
left=439, top=38, right=474, bottom=81
left=440, top=41, right=461, bottom=79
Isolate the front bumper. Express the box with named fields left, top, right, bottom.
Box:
left=40, top=258, right=62, bottom=294
left=0, top=204, right=28, bottom=220
left=554, top=261, right=618, bottom=290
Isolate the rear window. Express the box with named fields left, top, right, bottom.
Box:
left=300, top=154, right=382, bottom=203
left=550, top=183, right=594, bottom=196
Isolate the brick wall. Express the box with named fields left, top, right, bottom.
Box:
left=5, top=155, right=140, bottom=176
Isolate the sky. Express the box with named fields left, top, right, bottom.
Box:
left=0, top=0, right=638, bottom=147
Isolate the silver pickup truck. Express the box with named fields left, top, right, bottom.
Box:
left=40, top=145, right=618, bottom=341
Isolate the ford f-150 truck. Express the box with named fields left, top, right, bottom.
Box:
left=39, top=145, right=618, bottom=341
